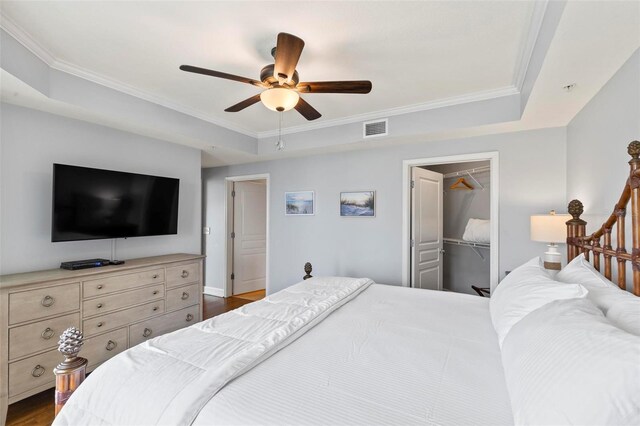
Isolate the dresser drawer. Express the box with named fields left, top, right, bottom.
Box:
left=166, top=283, right=200, bottom=312
left=9, top=313, right=80, bottom=361
left=83, top=300, right=165, bottom=336
left=83, top=269, right=164, bottom=298
left=9, top=283, right=80, bottom=325
left=9, top=347, right=60, bottom=397
left=83, top=283, right=165, bottom=317
left=83, top=327, right=128, bottom=368
left=166, top=263, right=199, bottom=288
left=129, top=305, right=199, bottom=347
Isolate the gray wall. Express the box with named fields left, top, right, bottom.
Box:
left=425, top=161, right=490, bottom=294
left=567, top=49, right=639, bottom=213
left=567, top=48, right=640, bottom=291
left=203, top=127, right=566, bottom=294
left=0, top=103, right=202, bottom=275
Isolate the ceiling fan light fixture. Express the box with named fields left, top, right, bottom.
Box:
left=260, top=87, right=299, bottom=112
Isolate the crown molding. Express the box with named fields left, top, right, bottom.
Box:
left=0, top=11, right=56, bottom=65
left=0, top=12, right=258, bottom=138
left=256, top=86, right=519, bottom=139
left=50, top=58, right=258, bottom=137
left=513, top=0, right=549, bottom=90
left=2, top=8, right=540, bottom=141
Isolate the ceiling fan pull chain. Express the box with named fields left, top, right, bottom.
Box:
left=276, top=111, right=285, bottom=151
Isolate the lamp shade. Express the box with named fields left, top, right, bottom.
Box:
left=260, top=88, right=300, bottom=112
left=530, top=211, right=571, bottom=243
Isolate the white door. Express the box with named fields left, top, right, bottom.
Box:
left=411, top=167, right=443, bottom=290
left=232, top=180, right=267, bottom=295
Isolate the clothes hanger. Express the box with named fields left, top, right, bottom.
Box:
left=449, top=177, right=474, bottom=190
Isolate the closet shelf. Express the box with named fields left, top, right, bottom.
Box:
left=443, top=238, right=489, bottom=261
left=442, top=166, right=490, bottom=179
left=443, top=165, right=489, bottom=191
left=443, top=237, right=490, bottom=248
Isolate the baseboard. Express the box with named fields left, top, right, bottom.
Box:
left=204, top=286, right=225, bottom=297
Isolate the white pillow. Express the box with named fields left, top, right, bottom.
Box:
left=490, top=257, right=588, bottom=346
left=557, top=254, right=640, bottom=335
left=501, top=297, right=640, bottom=426
left=557, top=254, right=621, bottom=312
left=462, top=218, right=490, bottom=244
left=606, top=299, right=640, bottom=336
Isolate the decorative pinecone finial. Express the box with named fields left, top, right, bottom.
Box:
left=58, top=327, right=84, bottom=359
left=303, top=262, right=313, bottom=280
left=628, top=141, right=640, bottom=159
left=568, top=199, right=584, bottom=220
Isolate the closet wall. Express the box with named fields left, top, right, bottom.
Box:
left=423, top=161, right=490, bottom=294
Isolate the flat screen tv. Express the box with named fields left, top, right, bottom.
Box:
left=52, top=164, right=179, bottom=242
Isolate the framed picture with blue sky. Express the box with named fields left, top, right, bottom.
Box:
left=340, top=191, right=375, bottom=217
left=285, top=191, right=315, bottom=215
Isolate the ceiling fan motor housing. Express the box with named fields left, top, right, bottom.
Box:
left=260, top=64, right=299, bottom=87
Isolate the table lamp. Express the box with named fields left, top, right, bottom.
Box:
left=530, top=210, right=571, bottom=271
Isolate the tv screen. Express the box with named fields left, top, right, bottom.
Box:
left=52, top=164, right=179, bottom=242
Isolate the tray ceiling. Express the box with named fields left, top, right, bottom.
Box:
left=0, top=1, right=537, bottom=134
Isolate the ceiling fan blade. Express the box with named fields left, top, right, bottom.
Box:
left=224, top=94, right=262, bottom=112
left=296, top=81, right=372, bottom=94
left=294, top=97, right=321, bottom=121
left=273, top=33, right=305, bottom=83
left=180, top=65, right=264, bottom=87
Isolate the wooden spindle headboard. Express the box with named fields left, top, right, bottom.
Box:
left=566, top=140, right=640, bottom=296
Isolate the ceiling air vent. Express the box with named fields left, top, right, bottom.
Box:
left=363, top=119, right=388, bottom=139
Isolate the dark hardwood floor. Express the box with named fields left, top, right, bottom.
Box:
left=6, top=293, right=263, bottom=426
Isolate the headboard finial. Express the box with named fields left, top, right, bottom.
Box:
left=628, top=140, right=640, bottom=159
left=58, top=327, right=84, bottom=360
left=303, top=262, right=313, bottom=280
left=568, top=199, right=584, bottom=220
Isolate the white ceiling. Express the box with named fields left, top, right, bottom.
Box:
left=0, top=1, right=537, bottom=134
left=0, top=1, right=638, bottom=168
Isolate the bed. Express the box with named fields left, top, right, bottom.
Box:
left=52, top=141, right=640, bottom=426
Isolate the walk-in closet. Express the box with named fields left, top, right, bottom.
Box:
left=411, top=161, right=490, bottom=295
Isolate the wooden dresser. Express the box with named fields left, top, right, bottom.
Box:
left=0, top=253, right=204, bottom=424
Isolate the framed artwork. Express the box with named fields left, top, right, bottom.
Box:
left=285, top=191, right=315, bottom=215
left=340, top=191, right=375, bottom=217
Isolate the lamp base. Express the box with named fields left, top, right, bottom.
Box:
left=543, top=243, right=562, bottom=271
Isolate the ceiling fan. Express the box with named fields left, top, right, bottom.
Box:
left=179, top=32, right=372, bottom=121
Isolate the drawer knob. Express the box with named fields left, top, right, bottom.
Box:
left=105, top=340, right=117, bottom=351
left=181, top=291, right=190, bottom=300
left=41, top=295, right=55, bottom=307
left=32, top=364, right=45, bottom=377
left=153, top=306, right=159, bottom=312
left=152, top=274, right=159, bottom=279
left=97, top=322, right=104, bottom=328
left=143, top=328, right=152, bottom=338
left=41, top=327, right=55, bottom=340
left=152, top=290, right=159, bottom=295
left=97, top=303, right=104, bottom=309
left=186, top=313, right=194, bottom=322
left=181, top=270, right=189, bottom=278
left=97, top=285, right=104, bottom=290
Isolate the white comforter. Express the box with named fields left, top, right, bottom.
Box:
left=54, top=277, right=373, bottom=426
left=196, top=284, right=512, bottom=425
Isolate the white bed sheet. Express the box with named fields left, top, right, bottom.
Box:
left=194, top=284, right=513, bottom=426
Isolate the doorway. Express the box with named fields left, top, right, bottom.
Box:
left=402, top=153, right=499, bottom=291
left=225, top=174, right=269, bottom=298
